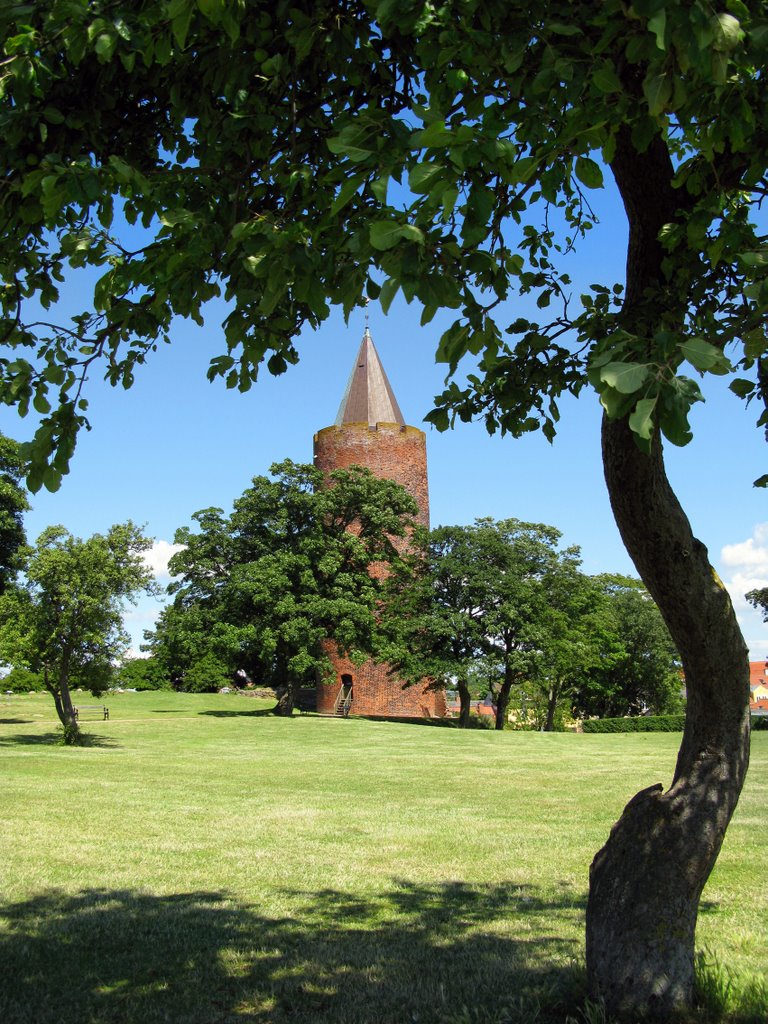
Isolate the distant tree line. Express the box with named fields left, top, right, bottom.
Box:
left=0, top=443, right=682, bottom=733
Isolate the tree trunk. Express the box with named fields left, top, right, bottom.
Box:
left=494, top=661, right=513, bottom=730
left=587, top=417, right=750, bottom=1019
left=585, top=124, right=752, bottom=1018
left=273, top=680, right=295, bottom=716
left=457, top=677, right=471, bottom=728
left=47, top=665, right=81, bottom=744
left=543, top=686, right=558, bottom=732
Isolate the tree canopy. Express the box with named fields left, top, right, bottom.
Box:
left=572, top=574, right=683, bottom=720
left=1, top=1, right=765, bottom=488
left=146, top=460, right=418, bottom=714
left=382, top=518, right=607, bottom=729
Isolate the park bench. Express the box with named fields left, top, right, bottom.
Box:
left=73, top=705, right=109, bottom=720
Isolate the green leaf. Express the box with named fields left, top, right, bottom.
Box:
left=409, top=162, right=445, bottom=194
left=628, top=396, right=657, bottom=442
left=729, top=378, right=755, bottom=399
left=598, top=388, right=635, bottom=420
left=379, top=278, right=399, bottom=314
left=647, top=10, right=667, bottom=51
left=413, top=121, right=453, bottom=148
left=197, top=0, right=225, bottom=21
left=712, top=12, right=743, bottom=51
left=678, top=338, right=731, bottom=374
left=369, top=221, right=415, bottom=250
left=643, top=71, right=672, bottom=115
left=327, top=124, right=375, bottom=162
left=574, top=156, right=604, bottom=189
left=738, top=250, right=768, bottom=268
left=436, top=322, right=471, bottom=368
left=599, top=362, right=650, bottom=394
left=370, top=174, right=389, bottom=203
left=592, top=64, right=622, bottom=93
left=331, top=175, right=364, bottom=216
left=172, top=6, right=195, bottom=49
left=369, top=221, right=401, bottom=250
left=399, top=224, right=424, bottom=244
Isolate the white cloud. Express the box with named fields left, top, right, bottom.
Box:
left=720, top=522, right=768, bottom=574
left=718, top=525, right=768, bottom=661
left=143, top=540, right=184, bottom=580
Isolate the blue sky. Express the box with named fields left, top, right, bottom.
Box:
left=3, top=182, right=767, bottom=662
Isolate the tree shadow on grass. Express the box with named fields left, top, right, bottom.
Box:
left=0, top=880, right=587, bottom=1024
left=0, top=717, right=33, bottom=725
left=0, top=731, right=119, bottom=748
left=200, top=708, right=276, bottom=718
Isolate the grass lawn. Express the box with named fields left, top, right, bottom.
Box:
left=0, top=690, right=765, bottom=1024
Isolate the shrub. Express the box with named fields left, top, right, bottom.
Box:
left=752, top=715, right=768, bottom=731
left=2, top=666, right=44, bottom=692
left=582, top=714, right=685, bottom=733
left=115, top=657, right=171, bottom=691
left=182, top=654, right=232, bottom=693
left=467, top=713, right=496, bottom=730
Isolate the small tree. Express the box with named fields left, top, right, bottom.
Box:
left=147, top=461, right=418, bottom=715
left=0, top=522, right=156, bottom=743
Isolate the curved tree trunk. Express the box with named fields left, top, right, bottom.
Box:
left=587, top=411, right=750, bottom=1019
left=47, top=666, right=81, bottom=744
left=586, top=124, right=752, bottom=1018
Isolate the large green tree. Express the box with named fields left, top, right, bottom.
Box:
left=147, top=460, right=418, bottom=715
left=573, top=574, right=683, bottom=720
left=382, top=518, right=593, bottom=730
left=0, top=0, right=762, bottom=1014
left=522, top=568, right=610, bottom=732
left=0, top=522, right=155, bottom=743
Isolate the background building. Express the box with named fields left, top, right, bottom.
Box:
left=313, top=329, right=445, bottom=718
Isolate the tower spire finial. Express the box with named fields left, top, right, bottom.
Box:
left=335, top=327, right=405, bottom=427
left=364, top=297, right=370, bottom=338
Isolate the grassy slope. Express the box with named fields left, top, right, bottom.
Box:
left=0, top=691, right=765, bottom=1024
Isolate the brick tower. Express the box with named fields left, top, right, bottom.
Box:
left=314, top=328, right=445, bottom=718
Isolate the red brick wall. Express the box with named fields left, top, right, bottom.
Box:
left=313, top=423, right=430, bottom=529
left=317, top=646, right=447, bottom=718
left=314, top=421, right=444, bottom=718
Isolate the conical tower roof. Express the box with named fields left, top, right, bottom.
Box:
left=335, top=328, right=406, bottom=427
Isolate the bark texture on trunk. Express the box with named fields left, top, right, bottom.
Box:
left=587, top=418, right=750, bottom=1018
left=494, top=682, right=510, bottom=730
left=586, top=124, right=751, bottom=1018
left=543, top=687, right=558, bottom=732
left=457, top=678, right=471, bottom=728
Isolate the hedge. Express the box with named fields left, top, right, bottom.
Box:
left=583, top=714, right=768, bottom=733
left=582, top=715, right=684, bottom=733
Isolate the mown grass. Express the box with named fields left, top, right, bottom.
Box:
left=0, top=690, right=765, bottom=1024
